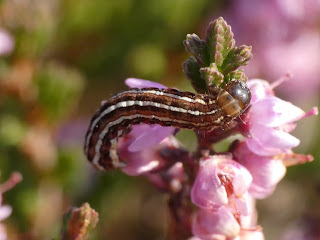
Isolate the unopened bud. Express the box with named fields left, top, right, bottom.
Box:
left=206, top=17, right=236, bottom=66
left=221, top=45, right=253, bottom=73
left=183, top=34, right=208, bottom=66
left=61, top=202, right=99, bottom=240
left=200, top=63, right=224, bottom=86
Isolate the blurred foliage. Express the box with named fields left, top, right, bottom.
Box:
left=0, top=0, right=318, bottom=240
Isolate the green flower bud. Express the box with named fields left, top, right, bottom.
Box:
left=221, top=45, right=253, bottom=74
left=224, top=69, right=248, bottom=84
left=200, top=63, right=224, bottom=86
left=61, top=203, right=99, bottom=240
left=206, top=17, right=236, bottom=67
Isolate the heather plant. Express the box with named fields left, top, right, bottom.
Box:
left=0, top=1, right=319, bottom=239
left=82, top=17, right=318, bottom=240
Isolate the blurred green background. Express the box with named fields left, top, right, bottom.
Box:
left=0, top=0, right=319, bottom=239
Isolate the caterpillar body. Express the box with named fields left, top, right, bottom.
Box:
left=84, top=80, right=251, bottom=170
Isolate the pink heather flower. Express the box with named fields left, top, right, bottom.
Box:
left=192, top=206, right=241, bottom=240
left=244, top=79, right=318, bottom=156
left=118, top=127, right=180, bottom=176
left=191, top=155, right=252, bottom=211
left=233, top=141, right=286, bottom=199
left=0, top=29, right=14, bottom=56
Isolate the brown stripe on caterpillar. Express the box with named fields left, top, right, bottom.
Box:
left=84, top=80, right=251, bottom=170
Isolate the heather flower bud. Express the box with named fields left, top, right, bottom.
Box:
left=206, top=17, right=236, bottom=67
left=221, top=45, right=253, bottom=73
left=183, top=33, right=208, bottom=66
left=61, top=203, right=99, bottom=240
left=183, top=56, right=207, bottom=93
left=192, top=207, right=241, bottom=239
left=191, top=155, right=252, bottom=209
left=224, top=69, right=248, bottom=84
left=199, top=63, right=224, bottom=86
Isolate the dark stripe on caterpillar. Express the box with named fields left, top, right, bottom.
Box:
left=84, top=81, right=251, bottom=170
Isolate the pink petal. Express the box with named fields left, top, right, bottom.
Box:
left=228, top=163, right=252, bottom=197
left=191, top=161, right=228, bottom=208
left=239, top=230, right=265, bottom=240
left=234, top=142, right=287, bottom=199
left=249, top=184, right=278, bottom=199
left=238, top=195, right=258, bottom=228
left=0, top=29, right=14, bottom=56
left=125, top=78, right=167, bottom=89
left=192, top=207, right=240, bottom=239
left=247, top=79, right=274, bottom=103
left=120, top=150, right=161, bottom=176
left=277, top=123, right=297, bottom=133
left=128, top=124, right=175, bottom=152
left=119, top=134, right=181, bottom=176
left=191, top=156, right=252, bottom=209
left=248, top=124, right=300, bottom=156
left=118, top=132, right=163, bottom=176
left=249, top=97, right=305, bottom=127
left=245, top=137, right=281, bottom=156
left=231, top=193, right=253, bottom=217
left=0, top=205, right=11, bottom=221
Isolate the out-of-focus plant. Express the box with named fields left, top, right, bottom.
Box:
left=0, top=172, right=22, bottom=240
left=0, top=1, right=85, bottom=239
left=223, top=0, right=320, bottom=99
left=61, top=203, right=98, bottom=240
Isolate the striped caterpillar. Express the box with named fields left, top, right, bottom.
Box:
left=84, top=80, right=251, bottom=170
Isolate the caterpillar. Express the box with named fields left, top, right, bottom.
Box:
left=84, top=80, right=251, bottom=170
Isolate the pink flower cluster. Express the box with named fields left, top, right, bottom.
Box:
left=115, top=78, right=317, bottom=240
left=190, top=79, right=317, bottom=240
